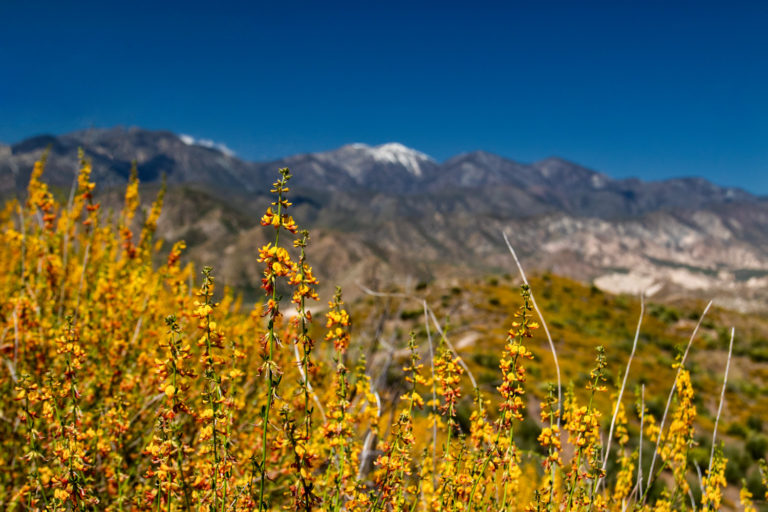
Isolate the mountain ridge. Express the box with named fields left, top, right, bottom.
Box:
left=1, top=126, right=758, bottom=201
left=3, top=126, right=768, bottom=311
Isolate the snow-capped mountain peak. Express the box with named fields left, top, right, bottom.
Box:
left=359, top=142, right=434, bottom=177
left=322, top=142, right=435, bottom=180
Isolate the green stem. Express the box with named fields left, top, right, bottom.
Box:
left=259, top=183, right=284, bottom=512
left=201, top=275, right=221, bottom=510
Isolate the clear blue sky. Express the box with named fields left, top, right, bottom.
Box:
left=1, top=1, right=766, bottom=192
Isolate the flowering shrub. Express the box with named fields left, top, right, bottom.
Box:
left=0, top=155, right=759, bottom=510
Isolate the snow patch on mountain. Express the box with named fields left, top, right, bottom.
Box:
left=334, top=142, right=434, bottom=177
left=179, top=134, right=236, bottom=157
left=366, top=143, right=434, bottom=177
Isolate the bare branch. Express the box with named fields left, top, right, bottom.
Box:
left=709, top=327, right=734, bottom=468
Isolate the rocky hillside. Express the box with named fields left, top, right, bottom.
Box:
left=3, top=127, right=768, bottom=310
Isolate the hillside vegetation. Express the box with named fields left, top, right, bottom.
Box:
left=0, top=154, right=766, bottom=511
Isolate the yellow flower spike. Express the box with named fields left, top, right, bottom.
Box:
left=740, top=485, right=757, bottom=512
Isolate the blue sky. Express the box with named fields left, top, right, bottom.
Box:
left=1, top=1, right=766, bottom=192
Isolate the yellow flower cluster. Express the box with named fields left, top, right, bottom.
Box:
left=701, top=446, right=727, bottom=511
left=658, top=368, right=697, bottom=495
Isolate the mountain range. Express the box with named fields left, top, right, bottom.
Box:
left=3, top=126, right=768, bottom=310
